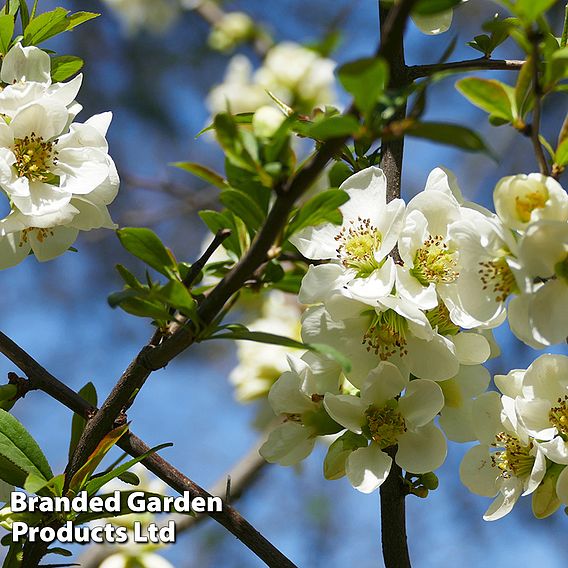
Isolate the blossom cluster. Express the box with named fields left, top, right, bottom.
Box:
left=259, top=165, right=568, bottom=504
left=207, top=42, right=337, bottom=116
left=0, top=44, right=119, bottom=269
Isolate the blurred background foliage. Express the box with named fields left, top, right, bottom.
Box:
left=0, top=0, right=567, bottom=565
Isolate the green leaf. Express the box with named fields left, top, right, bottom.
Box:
left=509, top=0, right=556, bottom=22
left=68, top=423, right=129, bottom=495
left=47, top=547, right=73, bottom=557
left=324, top=431, right=368, bottom=480
left=307, top=115, right=360, bottom=140
left=514, top=56, right=533, bottom=118
left=199, top=210, right=245, bottom=257
left=406, top=121, right=490, bottom=154
left=555, top=137, right=568, bottom=166
left=328, top=161, right=353, bottom=188
left=337, top=57, right=389, bottom=113
left=50, top=55, right=83, bottom=81
left=219, top=188, right=265, bottom=231
left=2, top=1, right=19, bottom=17
left=0, top=14, right=14, bottom=54
left=115, top=264, right=143, bottom=290
left=17, top=0, right=27, bottom=29
left=84, top=443, right=171, bottom=496
left=116, top=228, right=177, bottom=279
left=196, top=112, right=254, bottom=138
left=414, top=0, right=461, bottom=15
left=171, top=162, right=228, bottom=190
left=68, top=382, right=97, bottom=461
left=117, top=471, right=140, bottom=485
left=456, top=77, right=514, bottom=121
left=0, top=409, right=53, bottom=487
left=23, top=8, right=98, bottom=46
left=108, top=291, right=172, bottom=322
left=207, top=329, right=351, bottom=372
left=156, top=280, right=197, bottom=318
left=286, top=189, right=349, bottom=238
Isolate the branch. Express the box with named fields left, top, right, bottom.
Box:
left=378, top=0, right=414, bottom=566
left=77, top=437, right=268, bottom=568
left=407, top=57, right=525, bottom=80
left=0, top=331, right=296, bottom=568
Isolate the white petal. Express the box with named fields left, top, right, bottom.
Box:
left=407, top=333, right=459, bottom=382
left=483, top=479, right=522, bottom=521
left=459, top=444, right=499, bottom=497
left=396, top=423, right=447, bottom=473
left=339, top=166, right=387, bottom=224
left=530, top=280, right=568, bottom=345
left=10, top=101, right=69, bottom=140
left=395, top=264, right=438, bottom=310
left=399, top=379, right=444, bottom=427
left=424, top=166, right=463, bottom=202
left=259, top=422, right=315, bottom=466
left=268, top=371, right=315, bottom=415
left=471, top=391, right=503, bottom=445
left=298, top=263, right=346, bottom=304
left=451, top=332, right=490, bottom=365
left=1, top=43, right=51, bottom=84
left=30, top=226, right=78, bottom=261
left=323, top=393, right=364, bottom=433
left=508, top=294, right=549, bottom=349
left=439, top=403, right=476, bottom=442
left=538, top=438, right=568, bottom=465
left=360, top=361, right=408, bottom=407
left=0, top=233, right=29, bottom=269
left=345, top=443, right=392, bottom=493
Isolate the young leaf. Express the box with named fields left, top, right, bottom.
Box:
left=0, top=14, right=14, bottom=54
left=456, top=78, right=514, bottom=121
left=84, top=442, right=171, bottom=496
left=286, top=189, right=349, bottom=237
left=23, top=8, right=98, bottom=46
left=50, top=55, right=83, bottom=81
left=170, top=162, right=228, bottom=190
left=68, top=382, right=97, bottom=461
left=156, top=280, right=197, bottom=318
left=67, top=423, right=129, bottom=495
left=116, top=227, right=177, bottom=279
left=337, top=57, right=388, bottom=114
left=0, top=409, right=53, bottom=487
left=324, top=431, right=368, bottom=480
left=307, top=115, right=360, bottom=140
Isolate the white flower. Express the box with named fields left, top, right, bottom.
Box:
left=509, top=220, right=568, bottom=345
left=0, top=43, right=83, bottom=119
left=509, top=354, right=568, bottom=465
left=252, top=105, right=286, bottom=138
left=0, top=112, right=119, bottom=267
left=100, top=551, right=173, bottom=568
left=460, top=391, right=547, bottom=521
left=229, top=291, right=302, bottom=402
left=397, top=168, right=465, bottom=310
left=493, top=174, right=568, bottom=231
left=324, top=362, right=446, bottom=493
left=101, top=0, right=179, bottom=35
left=255, top=42, right=336, bottom=109
left=206, top=55, right=269, bottom=115
left=444, top=209, right=520, bottom=329
left=259, top=353, right=343, bottom=466
left=301, top=298, right=461, bottom=386
left=294, top=166, right=404, bottom=303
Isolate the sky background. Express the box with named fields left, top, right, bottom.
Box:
left=0, top=0, right=567, bottom=566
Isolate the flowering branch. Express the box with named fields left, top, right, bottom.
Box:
left=0, top=331, right=296, bottom=568
left=407, top=57, right=525, bottom=80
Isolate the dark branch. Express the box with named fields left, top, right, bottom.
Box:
left=407, top=57, right=525, bottom=80
left=0, top=331, right=296, bottom=568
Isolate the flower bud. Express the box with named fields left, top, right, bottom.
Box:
left=420, top=472, right=439, bottom=490
left=208, top=12, right=254, bottom=52
left=252, top=106, right=286, bottom=138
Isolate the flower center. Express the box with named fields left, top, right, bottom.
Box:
left=13, top=133, right=57, bottom=182
left=411, top=235, right=459, bottom=285
left=363, top=401, right=406, bottom=449
left=549, top=395, right=568, bottom=438
left=19, top=227, right=54, bottom=246
left=335, top=217, right=382, bottom=276
left=515, top=191, right=547, bottom=223
left=362, top=309, right=408, bottom=360
left=426, top=302, right=460, bottom=336
left=478, top=257, right=518, bottom=303
left=491, top=432, right=535, bottom=479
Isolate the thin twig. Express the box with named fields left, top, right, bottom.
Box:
left=407, top=57, right=525, bottom=80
